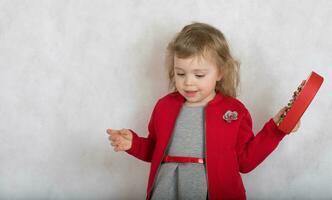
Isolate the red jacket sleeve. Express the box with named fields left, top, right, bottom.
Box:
left=125, top=101, right=158, bottom=162
left=236, top=108, right=288, bottom=173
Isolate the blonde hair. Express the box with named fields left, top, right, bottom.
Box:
left=165, top=22, right=240, bottom=98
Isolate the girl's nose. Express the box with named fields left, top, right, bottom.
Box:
left=184, top=75, right=194, bottom=85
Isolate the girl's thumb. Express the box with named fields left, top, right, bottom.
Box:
left=120, top=129, right=129, bottom=135
left=120, top=129, right=132, bottom=140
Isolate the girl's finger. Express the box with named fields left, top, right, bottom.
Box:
left=120, top=129, right=132, bottom=141
left=279, top=107, right=287, bottom=115
left=106, top=128, right=113, bottom=134
left=109, top=135, right=116, bottom=142
left=115, top=143, right=126, bottom=152
left=111, top=143, right=120, bottom=148
left=107, top=129, right=120, bottom=136
left=110, top=131, right=122, bottom=140
left=112, top=137, right=121, bottom=144
left=114, top=146, right=120, bottom=152
left=109, top=134, right=121, bottom=141
left=121, top=129, right=130, bottom=136
left=119, top=129, right=126, bottom=134
left=291, top=121, right=301, bottom=132
left=110, top=141, right=116, bottom=146
left=120, top=129, right=131, bottom=135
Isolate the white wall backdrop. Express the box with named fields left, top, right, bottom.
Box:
left=1, top=0, right=331, bottom=199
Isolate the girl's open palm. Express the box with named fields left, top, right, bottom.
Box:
left=107, top=128, right=133, bottom=152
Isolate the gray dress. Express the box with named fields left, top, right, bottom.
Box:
left=150, top=104, right=208, bottom=200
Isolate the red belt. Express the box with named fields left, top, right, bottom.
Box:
left=162, top=155, right=205, bottom=164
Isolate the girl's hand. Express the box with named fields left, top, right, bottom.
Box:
left=273, top=107, right=301, bottom=133
left=291, top=120, right=301, bottom=133
left=106, top=128, right=133, bottom=152
left=273, top=106, right=287, bottom=125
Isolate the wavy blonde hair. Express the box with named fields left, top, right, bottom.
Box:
left=165, top=22, right=240, bottom=98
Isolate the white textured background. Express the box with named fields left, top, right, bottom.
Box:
left=0, top=0, right=331, bottom=199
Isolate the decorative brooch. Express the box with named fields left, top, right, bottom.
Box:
left=223, top=110, right=238, bottom=123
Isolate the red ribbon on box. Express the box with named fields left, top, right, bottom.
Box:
left=278, top=71, right=324, bottom=134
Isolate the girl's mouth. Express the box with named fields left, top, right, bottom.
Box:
left=185, top=90, right=197, bottom=97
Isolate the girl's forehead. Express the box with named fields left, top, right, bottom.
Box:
left=174, top=54, right=217, bottom=71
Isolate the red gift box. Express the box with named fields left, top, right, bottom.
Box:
left=277, top=71, right=324, bottom=134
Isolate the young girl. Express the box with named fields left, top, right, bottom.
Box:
left=107, top=22, right=300, bottom=200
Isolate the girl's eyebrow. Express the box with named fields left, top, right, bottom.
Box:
left=174, top=67, right=208, bottom=72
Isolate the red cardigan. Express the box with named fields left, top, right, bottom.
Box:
left=126, top=91, right=287, bottom=200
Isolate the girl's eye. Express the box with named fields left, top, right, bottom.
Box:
left=176, top=73, right=205, bottom=78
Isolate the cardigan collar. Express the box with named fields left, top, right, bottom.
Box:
left=169, top=90, right=225, bottom=106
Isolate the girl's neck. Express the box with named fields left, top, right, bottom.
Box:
left=184, top=103, right=205, bottom=108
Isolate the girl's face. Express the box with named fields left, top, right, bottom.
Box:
left=174, top=54, right=222, bottom=107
